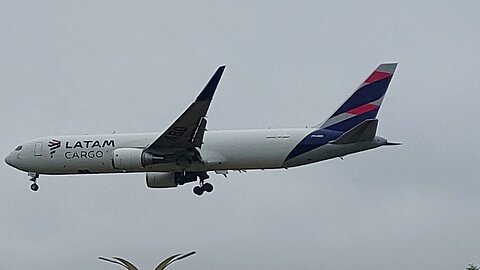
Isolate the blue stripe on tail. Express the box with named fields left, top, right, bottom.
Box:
left=285, top=63, right=397, bottom=162
left=331, top=77, right=392, bottom=117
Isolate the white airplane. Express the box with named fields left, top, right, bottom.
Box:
left=5, top=63, right=400, bottom=195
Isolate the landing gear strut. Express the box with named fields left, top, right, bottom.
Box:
left=175, top=171, right=214, bottom=196
left=193, top=173, right=213, bottom=196
left=28, top=172, right=39, bottom=192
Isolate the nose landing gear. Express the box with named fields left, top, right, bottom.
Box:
left=28, top=172, right=39, bottom=192
left=30, top=182, right=39, bottom=191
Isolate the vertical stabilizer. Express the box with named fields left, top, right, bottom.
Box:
left=316, top=63, right=397, bottom=132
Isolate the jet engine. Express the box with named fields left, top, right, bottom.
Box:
left=146, top=172, right=178, bottom=188
left=112, top=148, right=156, bottom=170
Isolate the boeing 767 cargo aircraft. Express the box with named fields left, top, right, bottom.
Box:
left=5, top=63, right=399, bottom=195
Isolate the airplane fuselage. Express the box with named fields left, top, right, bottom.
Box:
left=5, top=129, right=387, bottom=175
left=5, top=63, right=398, bottom=194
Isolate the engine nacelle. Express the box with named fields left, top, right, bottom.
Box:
left=146, top=172, right=178, bottom=188
left=112, top=148, right=155, bottom=170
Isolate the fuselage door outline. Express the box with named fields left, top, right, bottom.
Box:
left=34, top=142, right=43, bottom=157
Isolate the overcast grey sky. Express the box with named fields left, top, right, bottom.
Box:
left=1, top=1, right=479, bottom=269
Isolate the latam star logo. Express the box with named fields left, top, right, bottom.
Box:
left=48, top=139, right=61, bottom=158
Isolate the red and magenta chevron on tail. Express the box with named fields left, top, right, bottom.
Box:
left=317, top=63, right=397, bottom=132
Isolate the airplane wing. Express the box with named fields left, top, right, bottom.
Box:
left=145, top=66, right=225, bottom=155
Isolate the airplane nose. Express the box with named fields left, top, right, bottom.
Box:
left=5, top=154, right=13, bottom=166
left=5, top=153, right=16, bottom=168
left=5, top=151, right=26, bottom=171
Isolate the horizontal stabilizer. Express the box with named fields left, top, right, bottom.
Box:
left=333, top=119, right=378, bottom=144
left=384, top=141, right=402, bottom=146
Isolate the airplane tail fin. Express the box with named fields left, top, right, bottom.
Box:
left=315, top=63, right=397, bottom=132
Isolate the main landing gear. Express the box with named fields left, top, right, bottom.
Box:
left=193, top=172, right=213, bottom=196
left=193, top=182, right=213, bottom=196
left=28, top=172, right=39, bottom=192
left=175, top=171, right=214, bottom=196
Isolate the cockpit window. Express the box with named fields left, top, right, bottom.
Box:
left=15, top=145, right=22, bottom=151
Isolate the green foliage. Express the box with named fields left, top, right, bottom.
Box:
left=99, top=251, right=196, bottom=270
left=466, top=263, right=480, bottom=270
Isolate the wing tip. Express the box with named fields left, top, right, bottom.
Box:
left=195, top=65, right=226, bottom=101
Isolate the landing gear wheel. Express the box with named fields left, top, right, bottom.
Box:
left=28, top=174, right=39, bottom=192
left=203, top=183, right=214, bottom=193
left=193, top=186, right=204, bottom=196
left=30, top=183, right=39, bottom=192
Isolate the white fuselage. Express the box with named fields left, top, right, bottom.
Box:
left=5, top=129, right=387, bottom=175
